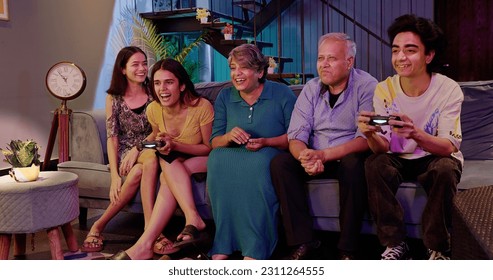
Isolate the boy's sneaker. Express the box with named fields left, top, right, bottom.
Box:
left=427, top=249, right=450, bottom=260
left=381, top=241, right=411, bottom=260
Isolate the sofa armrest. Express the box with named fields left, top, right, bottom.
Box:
left=58, top=160, right=111, bottom=199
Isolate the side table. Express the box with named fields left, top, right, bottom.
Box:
left=0, top=171, right=79, bottom=260
left=452, top=185, right=493, bottom=259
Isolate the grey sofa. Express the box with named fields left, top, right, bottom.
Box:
left=58, top=80, right=493, bottom=238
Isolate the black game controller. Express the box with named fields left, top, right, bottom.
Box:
left=137, top=140, right=166, bottom=151
left=369, top=115, right=402, bottom=127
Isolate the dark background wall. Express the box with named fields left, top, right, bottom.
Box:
left=435, top=0, right=493, bottom=81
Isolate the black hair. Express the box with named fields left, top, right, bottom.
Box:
left=387, top=14, right=447, bottom=73
left=149, top=58, right=200, bottom=107
left=106, top=46, right=150, bottom=96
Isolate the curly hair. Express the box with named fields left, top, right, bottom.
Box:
left=387, top=14, right=447, bottom=73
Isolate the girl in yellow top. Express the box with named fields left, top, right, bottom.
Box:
left=109, top=58, right=214, bottom=260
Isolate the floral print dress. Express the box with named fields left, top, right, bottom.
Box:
left=106, top=94, right=153, bottom=165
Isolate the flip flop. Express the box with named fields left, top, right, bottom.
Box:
left=107, top=250, right=131, bottom=260
left=153, top=234, right=180, bottom=255
left=81, top=232, right=103, bottom=252
left=173, top=225, right=208, bottom=248
left=107, top=250, right=153, bottom=260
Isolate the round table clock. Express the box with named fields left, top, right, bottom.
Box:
left=45, top=61, right=86, bottom=100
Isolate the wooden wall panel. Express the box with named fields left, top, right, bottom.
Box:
left=436, top=0, right=493, bottom=81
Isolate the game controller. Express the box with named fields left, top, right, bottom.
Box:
left=136, top=140, right=166, bottom=151
left=369, top=115, right=402, bottom=127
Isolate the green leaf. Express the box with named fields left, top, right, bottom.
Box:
left=174, top=33, right=204, bottom=63
left=1, top=140, right=40, bottom=167
left=113, top=6, right=203, bottom=70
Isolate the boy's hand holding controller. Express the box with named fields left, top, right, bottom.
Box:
left=369, top=115, right=403, bottom=128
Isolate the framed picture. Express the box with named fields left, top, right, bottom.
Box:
left=0, top=0, right=9, bottom=21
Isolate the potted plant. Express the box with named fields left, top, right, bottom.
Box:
left=222, top=23, right=234, bottom=40
left=290, top=74, right=302, bottom=85
left=268, top=57, right=278, bottom=74
left=1, top=139, right=41, bottom=182
left=196, top=8, right=210, bottom=24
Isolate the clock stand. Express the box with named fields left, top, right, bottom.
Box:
left=42, top=100, right=71, bottom=171
left=42, top=61, right=86, bottom=171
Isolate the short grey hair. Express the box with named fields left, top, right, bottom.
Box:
left=227, top=44, right=269, bottom=83
left=318, top=32, right=357, bottom=58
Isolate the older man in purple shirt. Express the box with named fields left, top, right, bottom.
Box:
left=270, top=33, right=377, bottom=260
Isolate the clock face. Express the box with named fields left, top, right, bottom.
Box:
left=46, top=62, right=86, bottom=100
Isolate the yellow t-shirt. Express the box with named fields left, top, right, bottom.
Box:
left=146, top=98, right=214, bottom=145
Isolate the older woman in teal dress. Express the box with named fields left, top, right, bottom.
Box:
left=207, top=44, right=297, bottom=260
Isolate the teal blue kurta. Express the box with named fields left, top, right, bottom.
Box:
left=207, top=81, right=296, bottom=259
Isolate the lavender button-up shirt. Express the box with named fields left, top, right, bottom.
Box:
left=287, top=68, right=378, bottom=150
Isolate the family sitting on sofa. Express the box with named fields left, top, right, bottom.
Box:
left=82, top=14, right=463, bottom=260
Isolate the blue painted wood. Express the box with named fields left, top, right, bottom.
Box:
left=153, top=0, right=433, bottom=83
left=253, top=0, right=432, bottom=82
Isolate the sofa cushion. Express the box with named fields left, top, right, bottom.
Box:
left=459, top=80, right=493, bottom=160
left=306, top=179, right=340, bottom=218
left=458, top=160, right=493, bottom=190
left=70, top=110, right=107, bottom=164
left=58, top=161, right=111, bottom=199
left=195, top=81, right=232, bottom=104
left=305, top=178, right=425, bottom=238
left=195, top=81, right=305, bottom=102
left=57, top=160, right=213, bottom=219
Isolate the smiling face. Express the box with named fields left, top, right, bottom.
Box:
left=229, top=58, right=263, bottom=94
left=153, top=69, right=185, bottom=108
left=316, top=38, right=353, bottom=92
left=391, top=31, right=435, bottom=79
left=122, top=52, right=148, bottom=85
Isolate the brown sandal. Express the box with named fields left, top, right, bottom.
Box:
left=81, top=232, right=104, bottom=252
left=153, top=234, right=180, bottom=255
left=173, top=225, right=208, bottom=248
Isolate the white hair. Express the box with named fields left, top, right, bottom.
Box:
left=318, top=32, right=357, bottom=58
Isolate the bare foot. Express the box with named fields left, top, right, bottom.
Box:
left=125, top=244, right=154, bottom=260
left=212, top=254, right=228, bottom=260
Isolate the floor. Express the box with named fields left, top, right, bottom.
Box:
left=6, top=209, right=428, bottom=260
